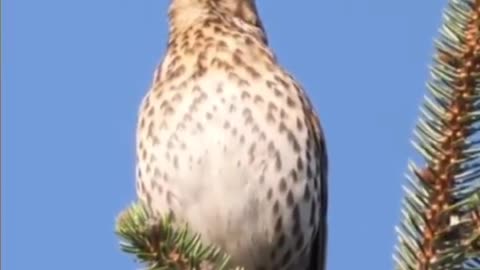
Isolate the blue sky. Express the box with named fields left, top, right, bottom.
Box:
left=2, top=1, right=447, bottom=269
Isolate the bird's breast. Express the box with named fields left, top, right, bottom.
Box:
left=136, top=68, right=318, bottom=269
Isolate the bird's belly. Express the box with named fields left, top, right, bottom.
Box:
left=137, top=80, right=317, bottom=269
left=137, top=92, right=274, bottom=257
left=153, top=124, right=279, bottom=268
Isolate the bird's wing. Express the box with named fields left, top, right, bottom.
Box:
left=305, top=108, right=328, bottom=270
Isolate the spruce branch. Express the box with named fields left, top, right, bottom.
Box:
left=394, top=0, right=480, bottom=269
left=115, top=202, right=244, bottom=270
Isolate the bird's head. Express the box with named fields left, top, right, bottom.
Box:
left=169, top=0, right=263, bottom=32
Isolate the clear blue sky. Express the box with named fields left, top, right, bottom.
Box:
left=2, top=1, right=448, bottom=269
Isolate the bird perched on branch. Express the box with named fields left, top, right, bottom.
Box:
left=135, top=0, right=328, bottom=269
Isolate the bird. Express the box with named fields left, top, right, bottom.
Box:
left=135, top=0, right=328, bottom=269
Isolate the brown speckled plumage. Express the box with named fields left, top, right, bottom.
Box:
left=135, top=1, right=328, bottom=269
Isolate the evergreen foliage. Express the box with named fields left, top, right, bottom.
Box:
left=394, top=0, right=480, bottom=269
left=115, top=202, right=244, bottom=270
